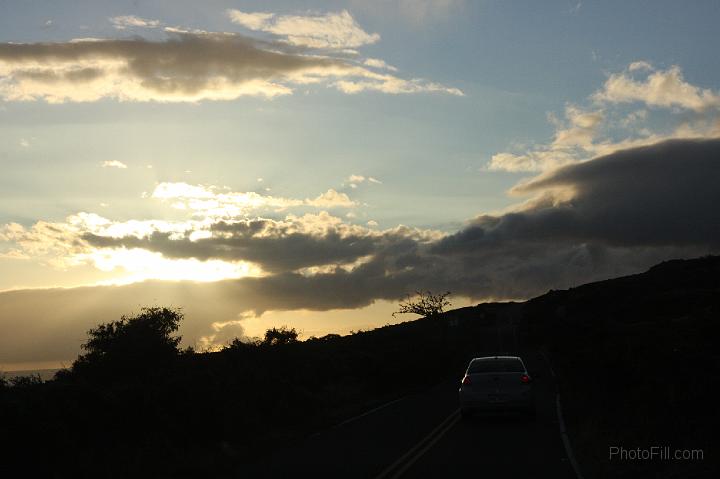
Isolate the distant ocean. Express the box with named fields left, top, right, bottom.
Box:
left=1, top=368, right=61, bottom=381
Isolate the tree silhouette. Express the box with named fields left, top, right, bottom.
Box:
left=393, top=290, right=452, bottom=319
left=262, top=326, right=299, bottom=346
left=72, top=307, right=183, bottom=379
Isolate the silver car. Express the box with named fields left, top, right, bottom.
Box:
left=458, top=356, right=535, bottom=418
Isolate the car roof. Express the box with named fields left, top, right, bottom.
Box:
left=471, top=356, right=522, bottom=361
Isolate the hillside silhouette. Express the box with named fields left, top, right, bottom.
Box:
left=524, top=256, right=718, bottom=478
left=1, top=255, right=717, bottom=478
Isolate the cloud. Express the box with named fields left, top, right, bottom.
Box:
left=345, top=174, right=383, bottom=189
left=102, top=160, right=127, bottom=169
left=109, top=15, right=161, bottom=30
left=0, top=220, right=86, bottom=269
left=0, top=179, right=374, bottom=279
left=0, top=28, right=461, bottom=102
left=198, top=317, right=249, bottom=351
left=0, top=211, right=263, bottom=283
left=627, top=60, right=653, bottom=72
left=225, top=11, right=275, bottom=30
left=80, top=211, right=437, bottom=274
left=432, top=139, right=720, bottom=294
left=150, top=182, right=356, bottom=218
left=227, top=9, right=380, bottom=49
left=479, top=139, right=720, bottom=249
left=488, top=104, right=605, bottom=172
left=593, top=65, right=720, bottom=112
left=489, top=63, right=720, bottom=172
left=336, top=76, right=463, bottom=96
left=306, top=189, right=357, bottom=208
left=363, top=58, right=397, bottom=71
left=552, top=106, right=604, bottom=147
left=152, top=181, right=302, bottom=217
left=0, top=32, right=315, bottom=102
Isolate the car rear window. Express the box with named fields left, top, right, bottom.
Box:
left=468, top=358, right=524, bottom=373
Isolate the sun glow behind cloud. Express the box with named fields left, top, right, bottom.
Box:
left=0, top=178, right=381, bottom=286
left=86, top=248, right=262, bottom=285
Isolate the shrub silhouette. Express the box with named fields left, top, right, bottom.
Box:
left=72, top=306, right=183, bottom=380
left=262, top=326, right=299, bottom=346
left=9, top=374, right=43, bottom=388
left=393, top=290, right=452, bottom=319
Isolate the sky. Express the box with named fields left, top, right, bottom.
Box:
left=1, top=0, right=720, bottom=370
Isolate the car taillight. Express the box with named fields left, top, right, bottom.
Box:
left=520, top=374, right=530, bottom=383
left=462, top=376, right=471, bottom=385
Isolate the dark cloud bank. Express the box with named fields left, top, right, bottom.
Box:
left=2, top=138, right=719, bottom=364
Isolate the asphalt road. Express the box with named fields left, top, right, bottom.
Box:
left=245, top=309, right=579, bottom=478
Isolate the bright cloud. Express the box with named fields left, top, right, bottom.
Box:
left=225, top=11, right=275, bottom=30
left=101, top=160, right=128, bottom=169
left=1, top=199, right=441, bottom=283
left=593, top=64, right=720, bottom=112
left=346, top=174, right=382, bottom=188
left=306, top=189, right=357, bottom=208
left=226, top=9, right=380, bottom=49
left=627, top=60, right=653, bottom=72
left=109, top=15, right=161, bottom=30
left=0, top=220, right=86, bottom=268
left=489, top=63, right=720, bottom=172
left=79, top=209, right=442, bottom=275
left=151, top=182, right=356, bottom=219
left=363, top=58, right=398, bottom=71
left=488, top=104, right=605, bottom=172
left=336, top=75, right=463, bottom=96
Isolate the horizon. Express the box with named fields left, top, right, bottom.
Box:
left=2, top=0, right=720, bottom=371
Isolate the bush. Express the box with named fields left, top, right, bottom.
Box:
left=71, top=306, right=183, bottom=381
left=262, top=326, right=299, bottom=346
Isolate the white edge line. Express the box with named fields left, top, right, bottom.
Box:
left=556, top=392, right=584, bottom=479
left=541, top=348, right=582, bottom=479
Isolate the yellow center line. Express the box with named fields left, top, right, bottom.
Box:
left=374, top=408, right=460, bottom=479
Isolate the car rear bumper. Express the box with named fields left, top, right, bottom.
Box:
left=459, top=392, right=534, bottom=412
